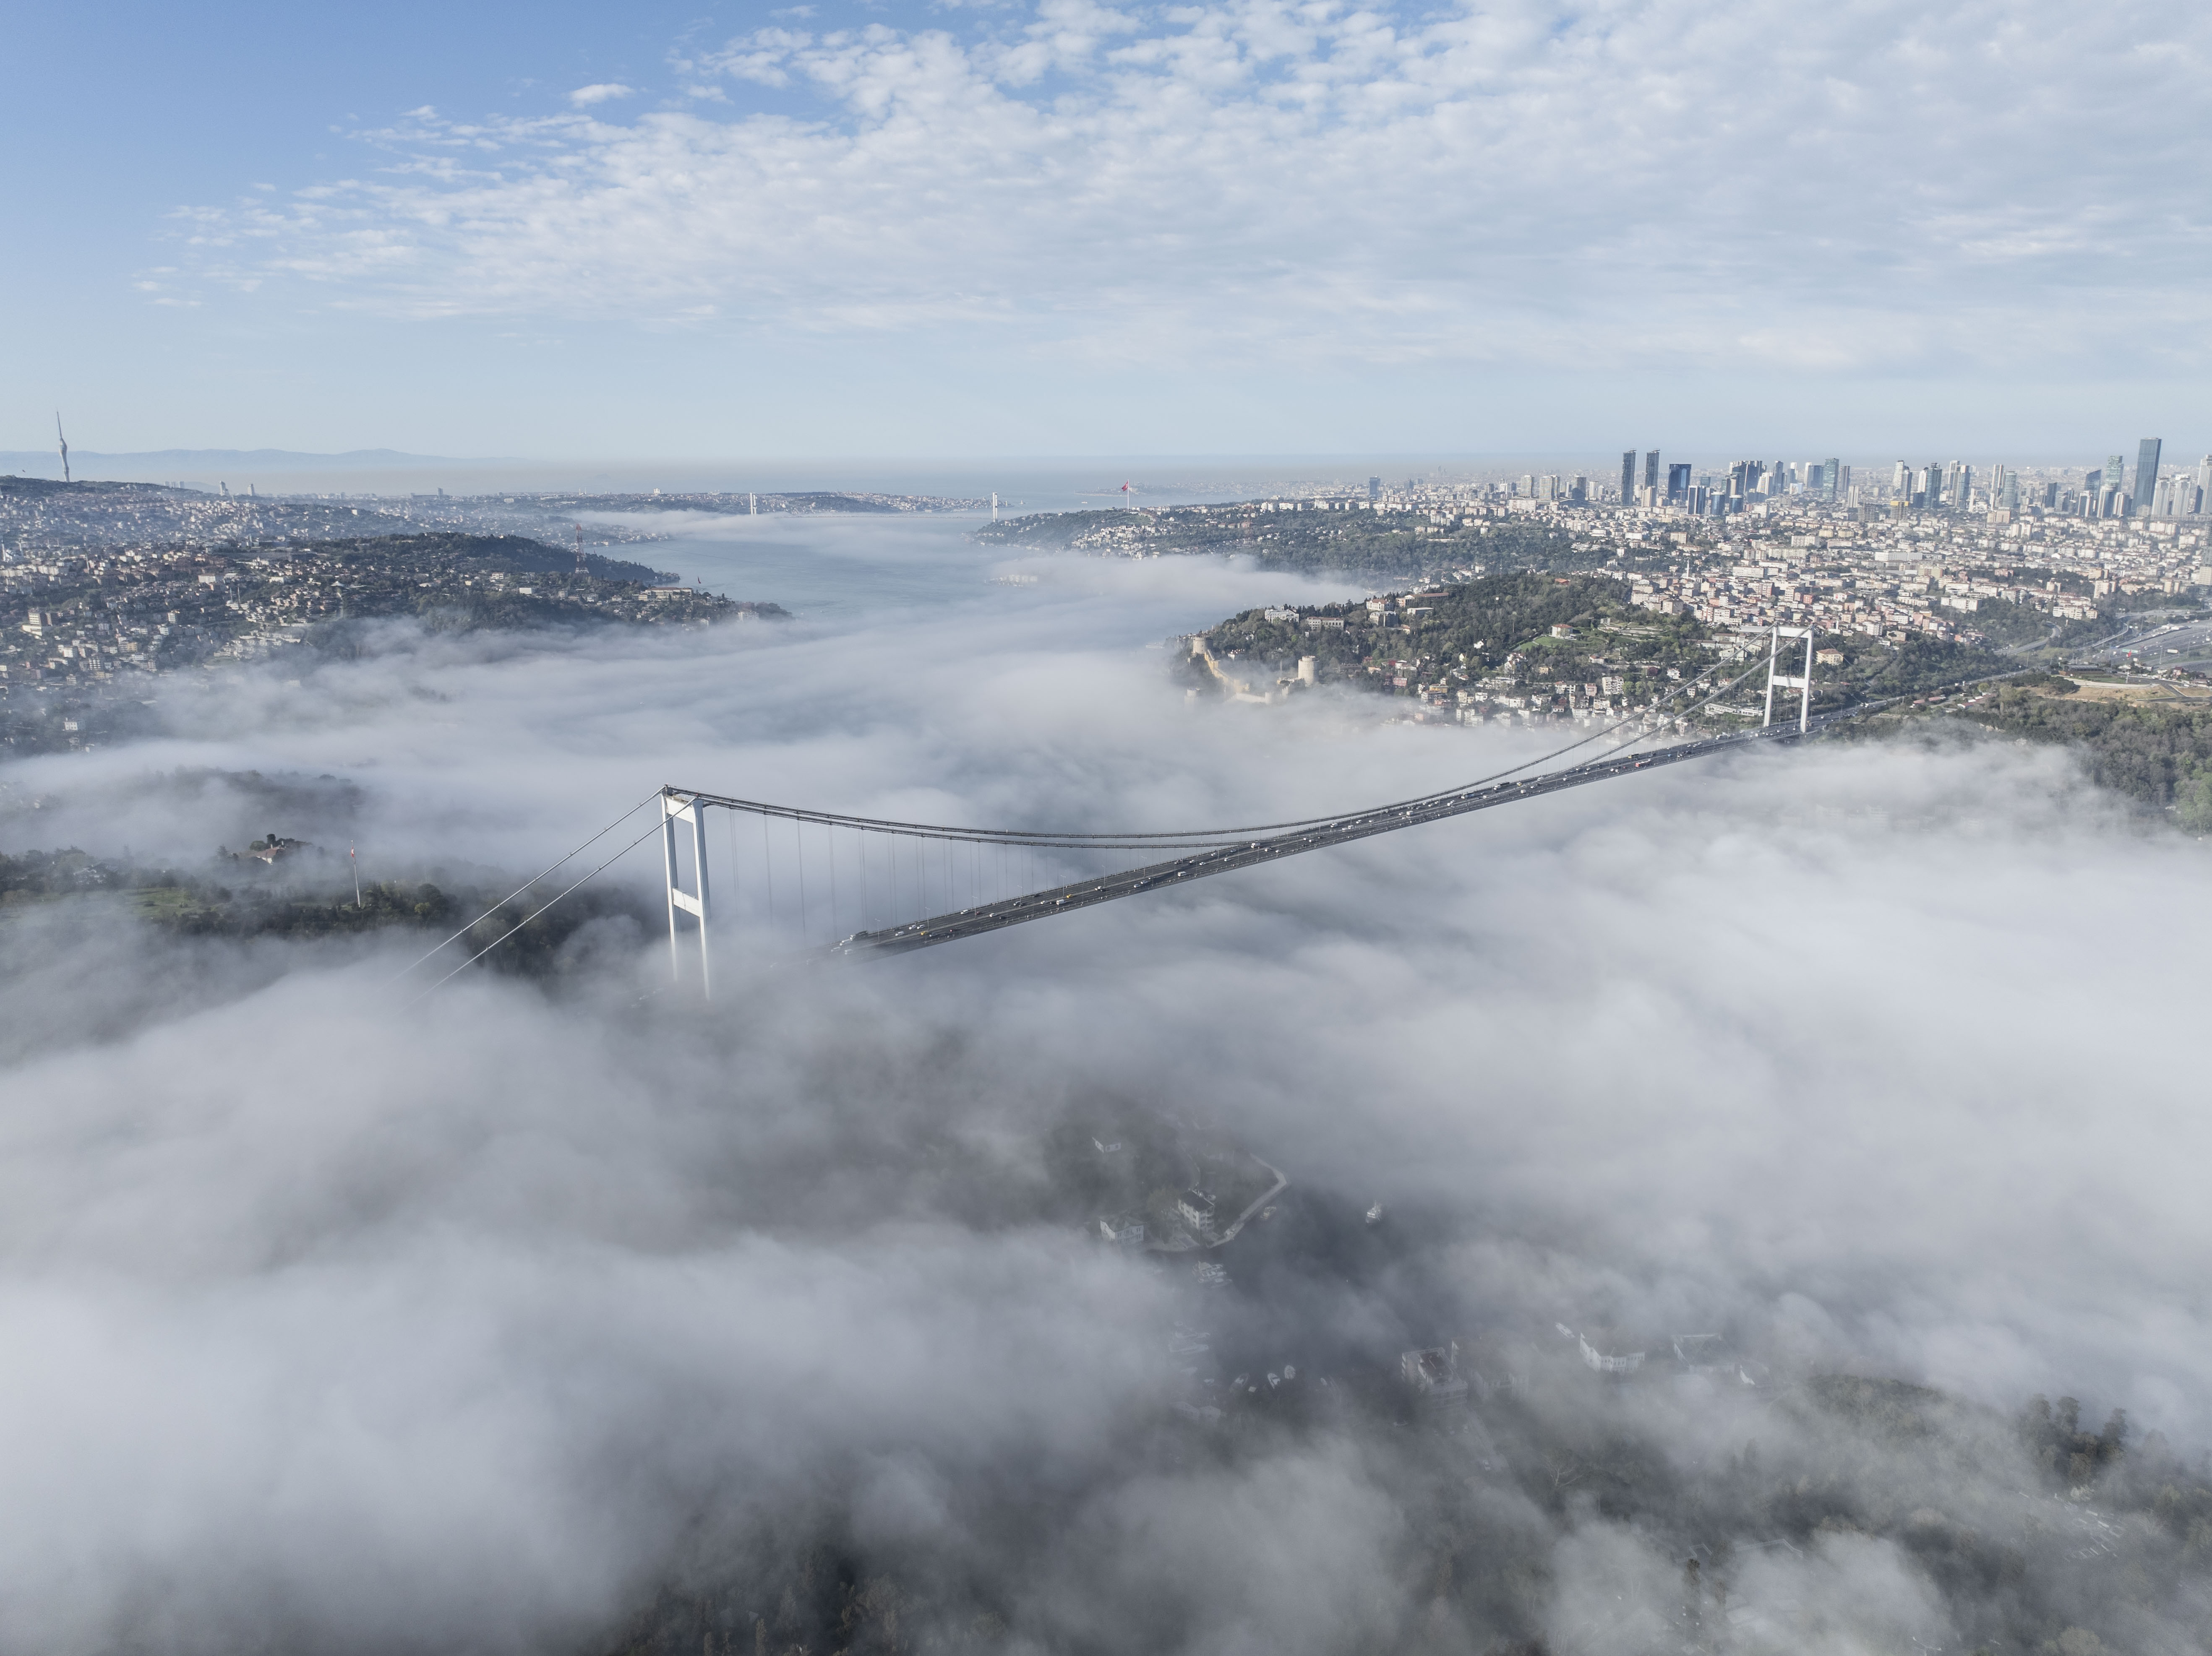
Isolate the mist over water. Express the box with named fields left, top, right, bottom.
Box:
left=3, top=514, right=2209, bottom=1653
left=637, top=512, right=1076, bottom=625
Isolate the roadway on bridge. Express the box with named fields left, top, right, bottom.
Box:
left=819, top=716, right=1827, bottom=960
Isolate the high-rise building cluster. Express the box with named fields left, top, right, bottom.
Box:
left=1579, top=442, right=2212, bottom=523
left=1540, top=438, right=2211, bottom=648
left=1609, top=451, right=1856, bottom=512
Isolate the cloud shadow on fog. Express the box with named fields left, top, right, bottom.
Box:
left=3, top=517, right=2211, bottom=1652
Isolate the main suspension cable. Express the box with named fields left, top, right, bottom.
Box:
left=408, top=817, right=666, bottom=1002
left=387, top=790, right=661, bottom=982
left=676, top=653, right=1777, bottom=848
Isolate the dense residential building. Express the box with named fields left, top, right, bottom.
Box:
left=997, top=448, right=2209, bottom=678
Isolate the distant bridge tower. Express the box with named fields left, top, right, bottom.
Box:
left=660, top=791, right=713, bottom=994
left=1762, top=625, right=1817, bottom=734
left=55, top=413, right=69, bottom=484
left=991, top=491, right=999, bottom=521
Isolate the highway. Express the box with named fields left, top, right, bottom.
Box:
left=818, top=717, right=1825, bottom=961
left=2090, top=614, right=2212, bottom=673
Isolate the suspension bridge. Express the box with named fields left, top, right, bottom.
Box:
left=400, top=626, right=1894, bottom=998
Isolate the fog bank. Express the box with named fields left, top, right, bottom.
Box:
left=3, top=517, right=2206, bottom=1652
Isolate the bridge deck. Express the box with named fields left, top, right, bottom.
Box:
left=818, top=718, right=1819, bottom=960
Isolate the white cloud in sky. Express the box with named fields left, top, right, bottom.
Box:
left=145, top=0, right=2212, bottom=449
left=183, top=3, right=2212, bottom=353
left=566, top=81, right=634, bottom=106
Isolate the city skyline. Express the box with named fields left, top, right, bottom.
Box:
left=10, top=436, right=2205, bottom=521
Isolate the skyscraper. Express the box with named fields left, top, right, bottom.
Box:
left=1644, top=451, right=1660, bottom=500
left=1666, top=463, right=1691, bottom=502
left=2106, top=454, right=2127, bottom=508
left=1822, top=458, right=1841, bottom=502
left=2133, top=439, right=2162, bottom=513
left=1620, top=452, right=1636, bottom=505
left=1368, top=476, right=1382, bottom=503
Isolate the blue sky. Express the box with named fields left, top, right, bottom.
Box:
left=6, top=0, right=2209, bottom=461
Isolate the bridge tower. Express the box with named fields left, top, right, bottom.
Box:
left=660, top=790, right=713, bottom=995
left=1762, top=625, right=1818, bottom=733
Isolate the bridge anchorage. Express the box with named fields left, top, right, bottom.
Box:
left=647, top=630, right=1843, bottom=995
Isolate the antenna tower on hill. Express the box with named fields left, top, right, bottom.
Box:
left=574, top=523, right=587, bottom=575
left=55, top=413, right=69, bottom=484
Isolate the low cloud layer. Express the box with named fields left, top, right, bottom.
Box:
left=4, top=518, right=2209, bottom=1650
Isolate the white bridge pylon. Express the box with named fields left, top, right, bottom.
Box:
left=661, top=790, right=713, bottom=992
left=1763, top=625, right=1817, bottom=734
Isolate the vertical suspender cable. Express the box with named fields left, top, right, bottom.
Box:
left=726, top=805, right=738, bottom=948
